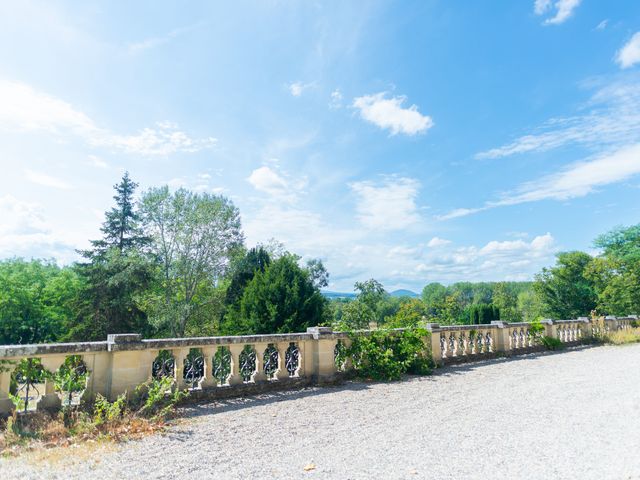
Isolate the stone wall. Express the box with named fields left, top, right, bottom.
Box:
left=0, top=316, right=636, bottom=416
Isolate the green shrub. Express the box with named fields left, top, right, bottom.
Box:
left=93, top=393, right=127, bottom=426
left=346, top=328, right=433, bottom=381
left=133, top=377, right=187, bottom=419
left=541, top=336, right=564, bottom=350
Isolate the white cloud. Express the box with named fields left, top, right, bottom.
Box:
left=24, top=169, right=71, bottom=190
left=127, top=23, right=203, bottom=55
left=480, top=233, right=554, bottom=257
left=0, top=195, right=77, bottom=261
left=288, top=81, right=315, bottom=97
left=443, top=143, right=640, bottom=219
left=0, top=79, right=216, bottom=156
left=350, top=176, right=423, bottom=230
left=616, top=32, right=640, bottom=69
left=595, top=19, right=608, bottom=31
left=534, top=0, right=581, bottom=25
left=247, top=165, right=307, bottom=201
left=329, top=89, right=343, bottom=108
left=427, top=237, right=451, bottom=248
left=476, top=76, right=640, bottom=159
left=352, top=92, right=434, bottom=136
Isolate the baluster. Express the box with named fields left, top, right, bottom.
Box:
left=449, top=333, right=457, bottom=357
left=440, top=334, right=447, bottom=359
left=38, top=355, right=67, bottom=411
left=228, top=344, right=244, bottom=385
left=486, top=332, right=493, bottom=352
left=254, top=343, right=269, bottom=382
left=276, top=342, right=290, bottom=380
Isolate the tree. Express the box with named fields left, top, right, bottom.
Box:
left=69, top=250, right=154, bottom=340
left=306, top=258, right=329, bottom=289
left=422, top=283, right=447, bottom=315
left=71, top=173, right=154, bottom=340
left=385, top=298, right=427, bottom=328
left=140, top=187, right=244, bottom=337
left=517, top=290, right=544, bottom=323
left=228, top=255, right=325, bottom=334
left=224, top=247, right=271, bottom=307
left=354, top=279, right=387, bottom=321
left=82, top=172, right=149, bottom=259
left=534, top=251, right=597, bottom=319
left=586, top=224, right=640, bottom=315
left=493, top=282, right=521, bottom=322
left=0, top=259, right=83, bottom=344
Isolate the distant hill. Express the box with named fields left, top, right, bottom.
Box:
left=389, top=289, right=419, bottom=298
left=322, top=291, right=357, bottom=300
left=322, top=289, right=418, bottom=299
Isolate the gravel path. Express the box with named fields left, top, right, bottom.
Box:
left=3, top=344, right=640, bottom=479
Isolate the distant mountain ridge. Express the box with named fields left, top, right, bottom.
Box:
left=322, top=289, right=418, bottom=299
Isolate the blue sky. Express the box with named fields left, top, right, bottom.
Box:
left=1, top=0, right=640, bottom=292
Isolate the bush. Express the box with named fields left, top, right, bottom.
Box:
left=133, top=377, right=187, bottom=419
left=541, top=336, right=564, bottom=350
left=604, top=328, right=640, bottom=345
left=346, top=328, right=433, bottom=381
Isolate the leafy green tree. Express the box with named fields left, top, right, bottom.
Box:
left=224, top=247, right=271, bottom=307
left=227, top=254, right=325, bottom=334
left=140, top=186, right=244, bottom=337
left=517, top=290, right=544, bottom=322
left=586, top=224, right=640, bottom=316
left=306, top=258, right=329, bottom=289
left=493, top=282, right=521, bottom=322
left=0, top=259, right=83, bottom=344
left=534, top=251, right=597, bottom=319
left=421, top=282, right=447, bottom=314
left=385, top=298, right=428, bottom=328
left=337, top=300, right=374, bottom=330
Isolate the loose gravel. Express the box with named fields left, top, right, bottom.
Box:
left=3, top=344, right=640, bottom=479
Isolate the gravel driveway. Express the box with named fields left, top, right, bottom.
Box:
left=3, top=344, right=640, bottom=479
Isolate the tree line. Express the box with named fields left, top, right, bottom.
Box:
left=1, top=173, right=639, bottom=344
left=0, top=173, right=327, bottom=344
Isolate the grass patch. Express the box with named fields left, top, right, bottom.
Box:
left=0, top=376, right=186, bottom=457
left=605, top=327, right=640, bottom=345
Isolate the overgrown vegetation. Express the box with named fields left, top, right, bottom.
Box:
left=0, top=377, right=187, bottom=455
left=344, top=328, right=433, bottom=381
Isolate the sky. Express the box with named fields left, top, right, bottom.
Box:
left=1, top=0, right=640, bottom=292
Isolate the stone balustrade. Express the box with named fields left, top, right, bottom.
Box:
left=0, top=316, right=636, bottom=416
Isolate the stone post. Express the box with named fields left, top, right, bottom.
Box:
left=228, top=343, right=244, bottom=386
left=490, top=321, right=510, bottom=354
left=307, top=327, right=337, bottom=381
left=107, top=334, right=150, bottom=399
left=38, top=354, right=67, bottom=411
left=254, top=343, right=268, bottom=382
left=542, top=319, right=557, bottom=340
left=0, top=363, right=14, bottom=415
left=425, top=324, right=443, bottom=366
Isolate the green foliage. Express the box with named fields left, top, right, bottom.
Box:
left=0, top=258, right=83, bottom=344
left=492, top=282, right=521, bottom=322
left=140, top=186, right=244, bottom=337
left=540, top=336, right=564, bottom=350
left=336, top=299, right=373, bottom=330
left=384, top=298, right=428, bottom=328
left=52, top=355, right=88, bottom=407
left=133, top=377, right=187, bottom=419
left=466, top=303, right=499, bottom=325
left=69, top=250, right=155, bottom=341
left=346, top=328, right=433, bottom=381
left=534, top=251, right=597, bottom=319
left=223, top=254, right=326, bottom=334
left=92, top=393, right=127, bottom=426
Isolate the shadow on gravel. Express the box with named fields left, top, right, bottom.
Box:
left=181, top=382, right=372, bottom=419
left=433, top=344, right=598, bottom=378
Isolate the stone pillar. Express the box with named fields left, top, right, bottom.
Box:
left=201, top=346, right=217, bottom=389
left=490, top=321, right=510, bottom=354
left=174, top=348, right=189, bottom=390
left=425, top=324, right=443, bottom=366
left=307, top=327, right=337, bottom=381
left=228, top=343, right=244, bottom=386
left=37, top=354, right=67, bottom=411
left=254, top=343, right=268, bottom=382
left=106, top=334, right=151, bottom=399
left=0, top=363, right=14, bottom=415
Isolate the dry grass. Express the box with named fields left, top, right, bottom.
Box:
left=0, top=410, right=168, bottom=458
left=605, top=327, right=640, bottom=345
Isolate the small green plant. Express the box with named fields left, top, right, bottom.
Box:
left=93, top=393, right=127, bottom=426
left=541, top=336, right=564, bottom=350
left=133, top=377, right=187, bottom=419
